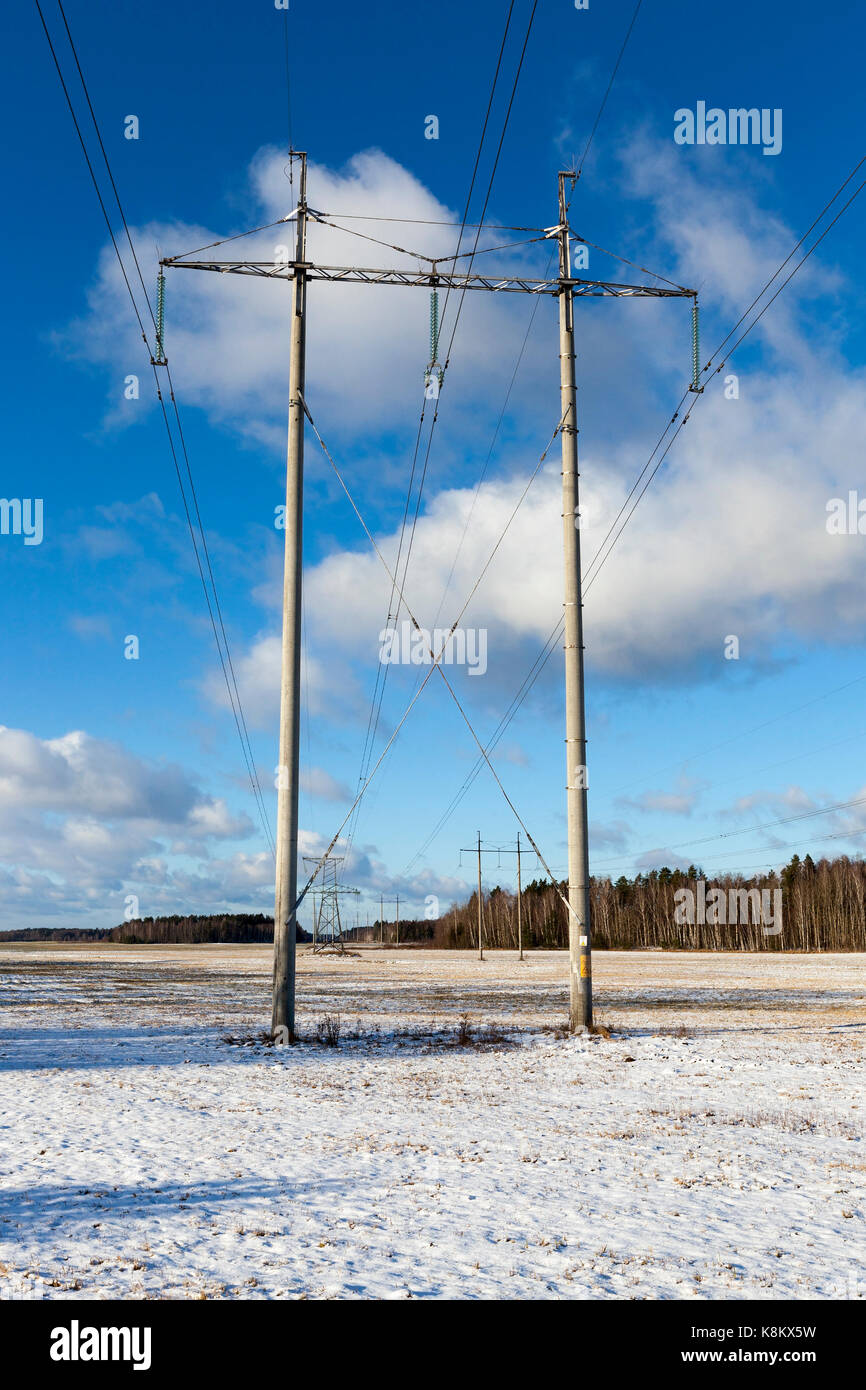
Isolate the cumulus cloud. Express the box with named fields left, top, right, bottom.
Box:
left=151, top=144, right=866, bottom=762
left=202, top=632, right=366, bottom=728
left=0, top=725, right=246, bottom=829
left=0, top=726, right=258, bottom=927
left=723, top=782, right=866, bottom=842
left=300, top=767, right=353, bottom=803
left=618, top=774, right=704, bottom=817
left=67, top=140, right=866, bottom=716
left=0, top=723, right=457, bottom=927
left=66, top=148, right=547, bottom=447
left=589, top=819, right=632, bottom=852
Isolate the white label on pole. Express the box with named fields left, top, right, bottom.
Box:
left=580, top=935, right=588, bottom=946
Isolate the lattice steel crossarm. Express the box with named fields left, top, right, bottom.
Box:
left=160, top=256, right=694, bottom=299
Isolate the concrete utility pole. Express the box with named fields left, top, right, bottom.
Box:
left=558, top=171, right=592, bottom=1031
left=378, top=893, right=401, bottom=945
left=516, top=832, right=523, bottom=962
left=272, top=152, right=307, bottom=1040
left=162, top=161, right=695, bottom=1035
left=476, top=831, right=484, bottom=960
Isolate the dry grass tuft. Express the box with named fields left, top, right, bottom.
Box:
left=588, top=1021, right=613, bottom=1039
left=315, top=1014, right=342, bottom=1047
left=221, top=1030, right=278, bottom=1048
left=457, top=1013, right=473, bottom=1046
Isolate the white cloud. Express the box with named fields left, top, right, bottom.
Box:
left=0, top=725, right=238, bottom=827
left=300, top=767, right=353, bottom=803
left=618, top=775, right=704, bottom=817
left=271, top=146, right=866, bottom=690
left=0, top=726, right=260, bottom=927
left=202, top=631, right=366, bottom=728
left=67, top=148, right=545, bottom=445
left=590, top=820, right=632, bottom=853
left=68, top=142, right=866, bottom=707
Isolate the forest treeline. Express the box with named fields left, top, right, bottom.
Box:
left=0, top=914, right=311, bottom=944
left=345, top=854, right=866, bottom=951
left=4, top=854, right=866, bottom=949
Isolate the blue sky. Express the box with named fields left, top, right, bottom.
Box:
left=2, top=0, right=866, bottom=931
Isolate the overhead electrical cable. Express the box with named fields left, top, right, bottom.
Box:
left=344, top=0, right=532, bottom=859
left=575, top=0, right=644, bottom=179
left=296, top=392, right=577, bottom=919
left=38, top=0, right=275, bottom=856
left=403, top=155, right=866, bottom=873
left=590, top=790, right=866, bottom=869
left=362, top=0, right=541, bottom=816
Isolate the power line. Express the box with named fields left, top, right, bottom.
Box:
left=282, top=7, right=293, bottom=155
left=590, top=791, right=866, bottom=870
left=360, top=0, right=541, bottom=806
left=309, top=211, right=544, bottom=265
left=576, top=0, right=644, bottom=178
left=345, top=0, right=536, bottom=859
left=403, top=0, right=647, bottom=870
left=397, top=0, right=540, bottom=627
left=169, top=214, right=300, bottom=263
left=709, top=154, right=864, bottom=368
left=604, top=674, right=866, bottom=800
left=403, top=616, right=563, bottom=874
left=582, top=156, right=866, bottom=593
left=37, top=0, right=275, bottom=857
left=598, top=823, right=866, bottom=879
left=428, top=266, right=551, bottom=634
left=299, top=392, right=575, bottom=919
left=401, top=154, right=866, bottom=875
left=313, top=212, right=546, bottom=232
left=568, top=229, right=691, bottom=292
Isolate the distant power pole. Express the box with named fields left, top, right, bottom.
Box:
left=379, top=893, right=400, bottom=945
left=516, top=833, right=523, bottom=962
left=461, top=838, right=531, bottom=959
left=458, top=834, right=530, bottom=956
left=476, top=831, right=484, bottom=960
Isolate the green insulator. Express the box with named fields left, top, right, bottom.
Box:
left=430, top=288, right=439, bottom=364
left=156, top=271, right=166, bottom=362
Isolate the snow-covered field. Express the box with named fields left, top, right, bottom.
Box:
left=0, top=944, right=863, bottom=1300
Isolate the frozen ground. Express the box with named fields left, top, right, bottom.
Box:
left=0, top=944, right=863, bottom=1300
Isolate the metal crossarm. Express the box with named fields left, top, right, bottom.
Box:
left=161, top=256, right=694, bottom=299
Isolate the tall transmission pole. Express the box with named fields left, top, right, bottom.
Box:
left=303, top=852, right=359, bottom=954
left=162, top=162, right=696, bottom=1035
left=558, top=171, right=592, bottom=1031
left=272, top=151, right=307, bottom=1039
